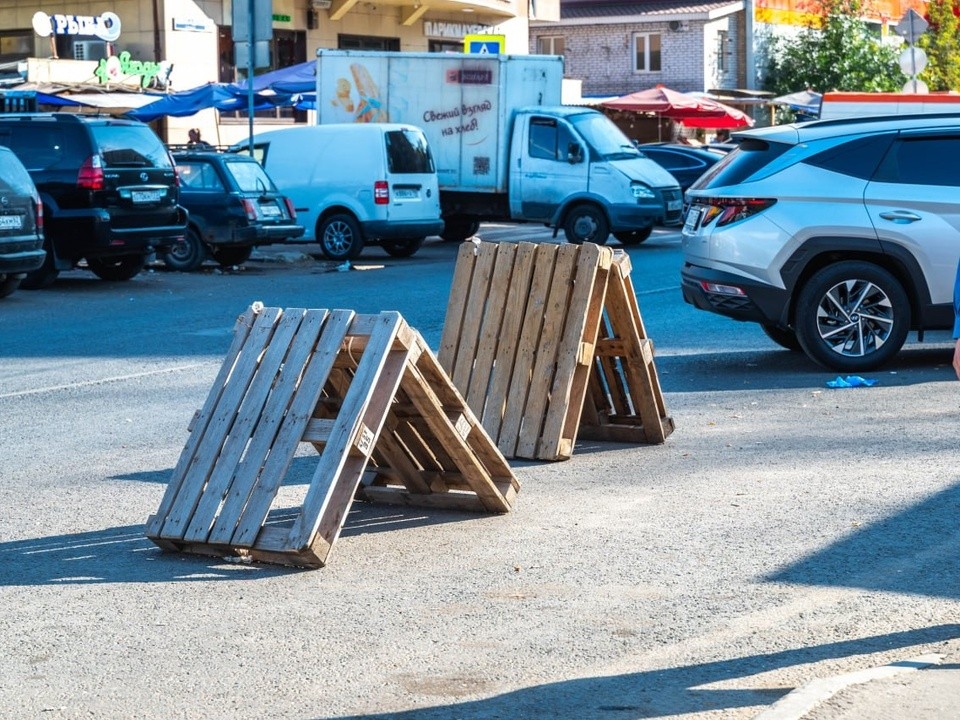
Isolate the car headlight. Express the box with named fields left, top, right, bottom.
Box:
left=631, top=183, right=655, bottom=200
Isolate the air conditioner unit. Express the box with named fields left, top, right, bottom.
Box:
left=668, top=20, right=688, bottom=32
left=73, top=40, right=108, bottom=61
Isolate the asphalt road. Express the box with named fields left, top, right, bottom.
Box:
left=1, top=226, right=958, bottom=719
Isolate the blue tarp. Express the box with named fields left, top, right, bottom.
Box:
left=127, top=63, right=317, bottom=121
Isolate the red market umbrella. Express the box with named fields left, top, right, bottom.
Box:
left=601, top=85, right=754, bottom=129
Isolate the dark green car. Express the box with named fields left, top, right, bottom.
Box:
left=165, top=148, right=304, bottom=271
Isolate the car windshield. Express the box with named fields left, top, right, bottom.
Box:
left=569, top=113, right=642, bottom=160
left=90, top=125, right=173, bottom=168
left=224, top=159, right=277, bottom=192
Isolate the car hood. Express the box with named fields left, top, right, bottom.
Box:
left=609, top=157, right=680, bottom=189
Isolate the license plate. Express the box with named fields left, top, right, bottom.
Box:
left=667, top=199, right=682, bottom=211
left=131, top=190, right=163, bottom=204
left=683, top=207, right=702, bottom=233
left=393, top=188, right=418, bottom=200
left=0, top=215, right=22, bottom=230
left=260, top=203, right=281, bottom=217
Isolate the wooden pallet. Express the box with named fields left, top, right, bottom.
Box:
left=579, top=251, right=675, bottom=445
left=145, top=306, right=519, bottom=568
left=440, top=241, right=673, bottom=460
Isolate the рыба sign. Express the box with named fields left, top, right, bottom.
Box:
left=32, top=11, right=121, bottom=42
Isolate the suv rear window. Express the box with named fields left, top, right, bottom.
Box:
left=692, top=138, right=790, bottom=189
left=385, top=129, right=434, bottom=174
left=224, top=159, right=276, bottom=192
left=0, top=149, right=36, bottom=194
left=90, top=125, right=172, bottom=169
left=0, top=124, right=87, bottom=170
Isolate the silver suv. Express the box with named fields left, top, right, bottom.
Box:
left=681, top=113, right=960, bottom=371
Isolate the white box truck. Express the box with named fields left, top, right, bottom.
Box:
left=315, top=49, right=682, bottom=246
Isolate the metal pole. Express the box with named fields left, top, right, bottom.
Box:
left=247, top=0, right=255, bottom=155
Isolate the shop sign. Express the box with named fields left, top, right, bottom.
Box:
left=172, top=17, right=213, bottom=32
left=32, top=11, right=121, bottom=42
left=423, top=21, right=495, bottom=39
left=95, top=51, right=167, bottom=88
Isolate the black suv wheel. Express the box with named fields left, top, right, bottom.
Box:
left=795, top=261, right=910, bottom=372
left=87, top=255, right=146, bottom=282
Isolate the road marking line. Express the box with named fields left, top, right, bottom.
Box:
left=754, top=654, right=942, bottom=720
left=0, top=364, right=208, bottom=400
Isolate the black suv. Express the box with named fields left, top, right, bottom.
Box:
left=0, top=113, right=187, bottom=287
left=165, top=147, right=304, bottom=271
left=0, top=146, right=45, bottom=298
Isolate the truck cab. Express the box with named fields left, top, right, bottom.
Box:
left=508, top=107, right=683, bottom=245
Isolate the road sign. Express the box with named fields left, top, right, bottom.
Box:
left=464, top=34, right=505, bottom=54
left=899, top=46, right=928, bottom=77
left=234, top=40, right=270, bottom=70
left=896, top=9, right=928, bottom=44
left=232, top=0, right=273, bottom=42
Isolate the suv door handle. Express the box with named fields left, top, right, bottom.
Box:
left=879, top=210, right=922, bottom=223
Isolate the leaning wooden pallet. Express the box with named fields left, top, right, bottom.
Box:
left=440, top=240, right=673, bottom=461
left=145, top=305, right=519, bottom=568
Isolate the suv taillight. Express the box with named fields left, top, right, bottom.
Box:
left=374, top=180, right=389, bottom=205
left=241, top=198, right=258, bottom=220
left=77, top=155, right=104, bottom=190
left=700, top=198, right=776, bottom=227
left=283, top=197, right=296, bottom=219
left=35, top=200, right=43, bottom=231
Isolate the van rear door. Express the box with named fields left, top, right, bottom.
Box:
left=383, top=128, right=441, bottom=223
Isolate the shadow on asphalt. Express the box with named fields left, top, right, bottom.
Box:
left=323, top=625, right=960, bottom=720
left=0, top=502, right=474, bottom=586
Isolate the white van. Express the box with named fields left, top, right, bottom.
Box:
left=239, top=124, right=443, bottom=260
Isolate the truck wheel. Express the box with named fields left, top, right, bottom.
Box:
left=564, top=204, right=609, bottom=245
left=161, top=227, right=206, bottom=272
left=87, top=255, right=146, bottom=282
left=381, top=237, right=424, bottom=258
left=795, top=261, right=910, bottom=371
left=210, top=246, right=252, bottom=267
left=318, top=213, right=364, bottom=261
left=440, top=216, right=480, bottom=243
left=0, top=275, right=20, bottom=298
left=614, top=228, right=653, bottom=246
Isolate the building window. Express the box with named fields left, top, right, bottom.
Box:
left=429, top=40, right=462, bottom=53
left=219, top=28, right=308, bottom=123
left=0, top=30, right=34, bottom=63
left=717, top=30, right=729, bottom=72
left=537, top=36, right=565, bottom=56
left=338, top=35, right=400, bottom=51
left=633, top=33, right=661, bottom=73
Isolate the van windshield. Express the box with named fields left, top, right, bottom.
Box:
left=569, top=113, right=641, bottom=160
left=385, top=128, right=435, bottom=174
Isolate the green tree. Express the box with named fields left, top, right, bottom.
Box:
left=917, top=0, right=960, bottom=91
left=763, top=0, right=901, bottom=96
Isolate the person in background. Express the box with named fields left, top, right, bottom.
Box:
left=953, top=257, right=960, bottom=380
left=187, top=128, right=212, bottom=149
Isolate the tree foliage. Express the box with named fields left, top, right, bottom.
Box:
left=763, top=0, right=901, bottom=95
left=917, top=0, right=960, bottom=91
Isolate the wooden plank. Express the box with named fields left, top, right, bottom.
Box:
left=450, top=241, right=499, bottom=393
left=228, top=310, right=357, bottom=547
left=497, top=243, right=558, bottom=457
left=438, top=241, right=479, bottom=372
left=515, top=244, right=580, bottom=458
left=183, top=309, right=309, bottom=542
left=479, top=242, right=537, bottom=440
left=159, top=307, right=283, bottom=540
left=465, top=243, right=515, bottom=417
left=145, top=307, right=257, bottom=539
left=286, top=312, right=409, bottom=554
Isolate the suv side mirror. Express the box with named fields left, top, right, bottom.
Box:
left=567, top=142, right=583, bottom=164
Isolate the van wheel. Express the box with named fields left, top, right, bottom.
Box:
left=318, top=214, right=364, bottom=261
left=614, top=228, right=653, bottom=245
left=0, top=275, right=20, bottom=298
left=564, top=204, right=609, bottom=245
left=210, top=246, right=252, bottom=267
left=382, top=237, right=424, bottom=258
left=440, top=216, right=480, bottom=243
left=795, top=261, right=910, bottom=371
left=87, top=254, right=146, bottom=282
left=161, top=227, right=206, bottom=271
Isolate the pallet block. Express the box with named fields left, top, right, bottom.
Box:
left=440, top=241, right=673, bottom=461
left=145, top=305, right=519, bottom=568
